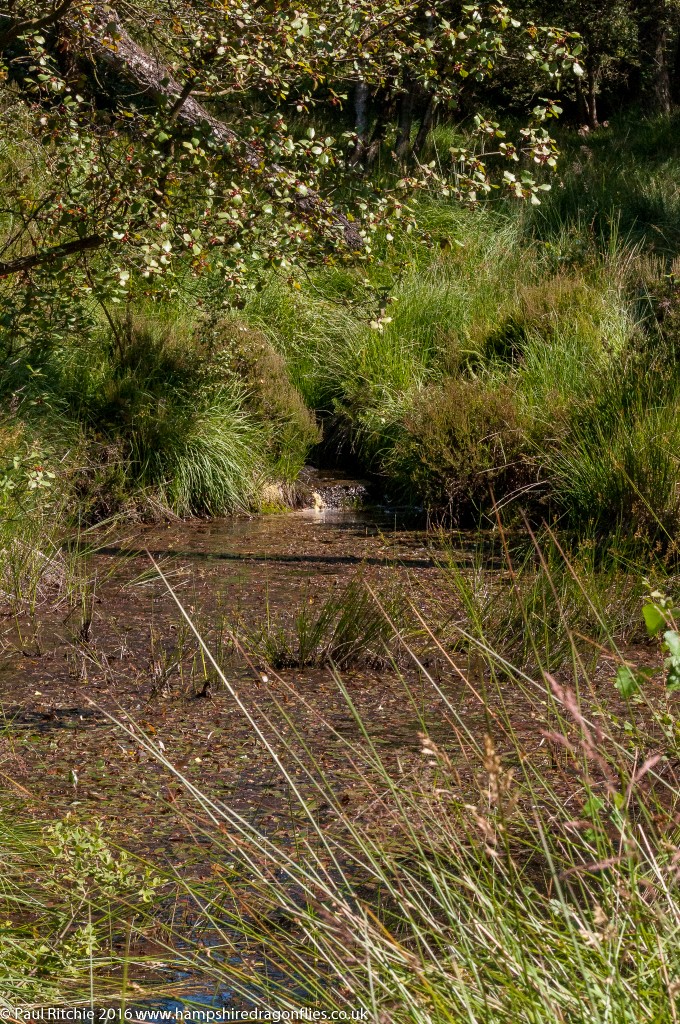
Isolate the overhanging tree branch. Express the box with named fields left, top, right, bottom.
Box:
left=0, top=0, right=75, bottom=50
left=0, top=233, right=104, bottom=278
left=76, top=6, right=364, bottom=249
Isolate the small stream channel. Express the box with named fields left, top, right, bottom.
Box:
left=1, top=472, right=485, bottom=1014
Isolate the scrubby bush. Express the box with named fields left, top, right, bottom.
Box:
left=387, top=378, right=529, bottom=516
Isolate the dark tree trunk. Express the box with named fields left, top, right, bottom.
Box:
left=575, top=76, right=589, bottom=126
left=672, top=32, right=680, bottom=103
left=586, top=68, right=599, bottom=129
left=395, top=77, right=417, bottom=160
left=639, top=0, right=676, bottom=114
left=412, top=95, right=437, bottom=156
left=649, top=21, right=673, bottom=113
left=350, top=80, right=370, bottom=166
left=364, top=92, right=394, bottom=168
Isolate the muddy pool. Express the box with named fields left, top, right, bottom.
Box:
left=1, top=478, right=631, bottom=1013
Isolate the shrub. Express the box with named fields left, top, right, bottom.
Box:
left=386, top=378, right=530, bottom=517
left=0, top=817, right=163, bottom=1004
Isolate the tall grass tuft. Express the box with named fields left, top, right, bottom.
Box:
left=1, top=310, right=274, bottom=518
left=230, top=573, right=408, bottom=669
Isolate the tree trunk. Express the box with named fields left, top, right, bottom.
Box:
left=364, top=92, right=393, bottom=168
left=639, top=0, right=676, bottom=113
left=575, top=76, right=589, bottom=126
left=349, top=80, right=370, bottom=166
left=586, top=68, right=599, bottom=129
left=395, top=77, right=417, bottom=160
left=672, top=31, right=680, bottom=104
left=412, top=95, right=437, bottom=157
left=649, top=20, right=673, bottom=113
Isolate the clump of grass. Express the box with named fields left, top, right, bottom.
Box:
left=434, top=529, right=663, bottom=671
left=535, top=292, right=680, bottom=540
left=1, top=310, right=274, bottom=518
left=546, top=397, right=680, bottom=539
left=231, top=574, right=408, bottom=669
left=87, top=312, right=271, bottom=516
left=198, top=320, right=320, bottom=482
left=147, top=388, right=268, bottom=516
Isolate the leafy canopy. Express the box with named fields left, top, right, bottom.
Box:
left=0, top=1, right=579, bottom=323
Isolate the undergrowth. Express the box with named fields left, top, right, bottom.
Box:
left=3, top=115, right=680, bottom=540
left=0, top=817, right=164, bottom=1007
left=1, top=310, right=317, bottom=520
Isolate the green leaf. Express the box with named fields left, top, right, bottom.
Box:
left=667, top=670, right=680, bottom=693
left=643, top=603, right=666, bottom=636
left=614, top=666, right=640, bottom=698
left=583, top=796, right=604, bottom=816
left=664, top=630, right=680, bottom=657
left=667, top=676, right=680, bottom=693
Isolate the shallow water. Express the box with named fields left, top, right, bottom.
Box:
left=1, top=483, right=523, bottom=1011
left=1, top=483, right=634, bottom=1013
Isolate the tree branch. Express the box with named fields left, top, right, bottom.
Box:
left=78, top=6, right=364, bottom=249
left=0, top=0, right=75, bottom=50
left=0, top=233, right=104, bottom=278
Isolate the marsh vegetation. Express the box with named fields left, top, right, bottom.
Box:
left=2, top=0, right=680, bottom=1018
